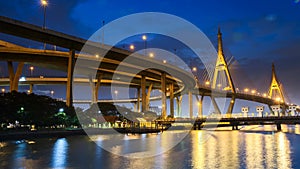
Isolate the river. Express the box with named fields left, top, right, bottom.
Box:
left=1, top=125, right=300, bottom=169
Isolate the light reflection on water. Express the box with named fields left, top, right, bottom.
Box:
left=0, top=125, right=299, bottom=169
left=51, top=138, right=68, bottom=169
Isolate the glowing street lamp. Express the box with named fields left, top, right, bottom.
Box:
left=244, top=88, right=249, bottom=93
left=129, top=44, right=135, bottom=50
left=41, top=0, right=48, bottom=49
left=192, top=67, right=197, bottom=72
left=163, top=60, right=167, bottom=64
left=149, top=52, right=154, bottom=58
left=142, top=35, right=147, bottom=56
left=1, top=88, right=5, bottom=94
left=114, top=90, right=118, bottom=99
left=50, top=90, right=54, bottom=97
left=29, top=66, right=34, bottom=76
left=251, top=89, right=256, bottom=95
left=205, top=81, right=210, bottom=86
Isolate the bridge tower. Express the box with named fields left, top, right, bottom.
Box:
left=211, top=28, right=236, bottom=115
left=268, top=63, right=285, bottom=103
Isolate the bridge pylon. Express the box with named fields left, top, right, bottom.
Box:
left=211, top=27, right=236, bottom=115
left=268, top=63, right=285, bottom=103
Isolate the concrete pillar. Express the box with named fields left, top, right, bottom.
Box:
left=161, top=72, right=167, bottom=119
left=66, top=49, right=75, bottom=107
left=146, top=83, right=153, bottom=111
left=189, top=90, right=193, bottom=118
left=136, top=88, right=140, bottom=112
left=227, top=96, right=235, bottom=116
left=169, top=83, right=174, bottom=118
left=89, top=76, right=97, bottom=104
left=7, top=61, right=24, bottom=92
left=29, top=84, right=33, bottom=94
left=176, top=95, right=183, bottom=117
left=7, top=61, right=14, bottom=91
left=141, top=75, right=146, bottom=112
left=211, top=96, right=221, bottom=115
left=95, top=74, right=102, bottom=102
left=197, top=95, right=204, bottom=118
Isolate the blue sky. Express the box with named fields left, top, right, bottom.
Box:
left=1, top=0, right=300, bottom=110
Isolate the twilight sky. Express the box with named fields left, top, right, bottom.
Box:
left=1, top=0, right=300, bottom=106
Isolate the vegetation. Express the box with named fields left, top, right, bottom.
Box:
left=0, top=92, right=159, bottom=130
left=0, top=91, right=78, bottom=129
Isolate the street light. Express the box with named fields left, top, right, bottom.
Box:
left=1, top=88, right=5, bottom=94
left=149, top=52, right=154, bottom=58
left=142, top=35, right=147, bottom=56
left=192, top=67, right=197, bottom=72
left=114, top=90, right=118, bottom=99
left=50, top=90, right=54, bottom=97
left=41, top=0, right=48, bottom=49
left=244, top=88, right=249, bottom=93
left=29, top=66, right=34, bottom=76
left=129, top=44, right=135, bottom=50
left=205, top=81, right=210, bottom=86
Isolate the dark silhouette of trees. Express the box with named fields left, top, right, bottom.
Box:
left=0, top=91, right=78, bottom=128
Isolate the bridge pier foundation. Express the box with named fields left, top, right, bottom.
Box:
left=193, top=123, right=202, bottom=130
left=276, top=123, right=282, bottom=131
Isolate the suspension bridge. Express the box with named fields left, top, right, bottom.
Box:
left=0, top=16, right=299, bottom=131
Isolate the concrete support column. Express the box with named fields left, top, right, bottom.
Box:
left=146, top=83, right=153, bottom=111
left=161, top=72, right=167, bottom=119
left=176, top=96, right=183, bottom=117
left=227, top=96, right=235, bottom=116
left=211, top=96, right=221, bottom=114
left=89, top=74, right=101, bottom=104
left=89, top=76, right=97, bottom=104
left=95, top=74, right=102, bottom=102
left=169, top=83, right=174, bottom=118
left=29, top=84, right=33, bottom=94
left=196, top=95, right=204, bottom=118
left=66, top=49, right=75, bottom=107
left=136, top=88, right=140, bottom=112
left=141, top=75, right=147, bottom=112
left=188, top=90, right=193, bottom=118
left=7, top=61, right=24, bottom=92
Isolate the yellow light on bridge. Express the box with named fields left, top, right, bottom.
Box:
left=149, top=52, right=154, bottom=58
left=142, top=35, right=147, bottom=41
left=129, top=44, right=135, bottom=50
left=263, top=93, right=267, bottom=97
left=1, top=88, right=5, bottom=93
left=251, top=89, right=256, bottom=94
left=244, top=88, right=249, bottom=93
left=192, top=67, right=197, bottom=72
left=205, top=81, right=210, bottom=85
left=163, top=60, right=167, bottom=64
left=41, top=0, right=48, bottom=6
left=95, top=54, right=99, bottom=58
left=217, top=84, right=222, bottom=88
